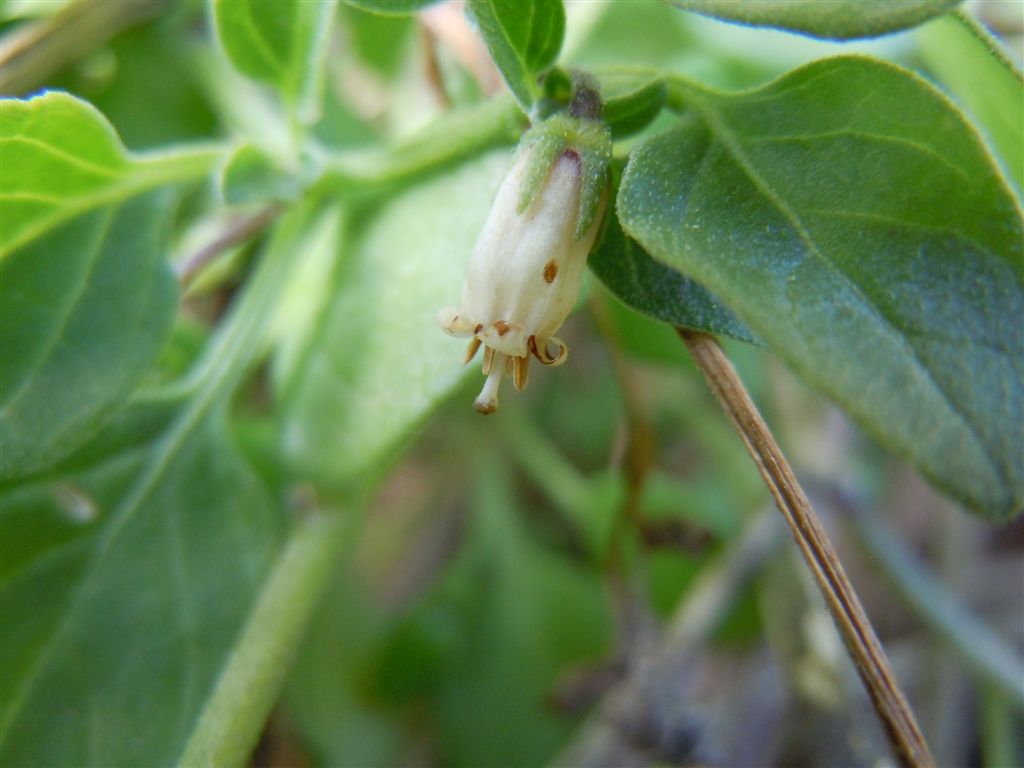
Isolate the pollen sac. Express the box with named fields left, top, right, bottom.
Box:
left=437, top=113, right=611, bottom=414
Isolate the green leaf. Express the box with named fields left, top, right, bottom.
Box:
left=671, top=0, right=961, bottom=40
left=340, top=2, right=415, bottom=78
left=342, top=0, right=438, bottom=14
left=619, top=57, right=1023, bottom=518
left=0, top=190, right=179, bottom=479
left=0, top=92, right=217, bottom=256
left=590, top=207, right=756, bottom=343
left=283, top=151, right=514, bottom=487
left=0, top=93, right=217, bottom=479
left=0, top=210, right=308, bottom=765
left=916, top=11, right=1024, bottom=194
left=466, top=0, right=566, bottom=111
left=0, top=410, right=286, bottom=766
left=596, top=69, right=667, bottom=139
left=211, top=0, right=336, bottom=122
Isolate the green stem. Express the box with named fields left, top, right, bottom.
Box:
left=851, top=506, right=1024, bottom=712
left=177, top=511, right=354, bottom=768
left=316, top=95, right=525, bottom=198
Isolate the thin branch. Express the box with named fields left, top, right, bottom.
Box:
left=676, top=329, right=934, bottom=768
left=176, top=204, right=283, bottom=289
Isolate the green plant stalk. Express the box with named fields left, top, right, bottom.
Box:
left=851, top=507, right=1024, bottom=712
left=177, top=510, right=353, bottom=767
left=316, top=95, right=526, bottom=198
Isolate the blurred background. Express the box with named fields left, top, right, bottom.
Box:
left=2, top=1, right=1021, bottom=766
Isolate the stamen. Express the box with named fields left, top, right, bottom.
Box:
left=474, top=353, right=505, bottom=414
left=513, top=355, right=529, bottom=391
left=464, top=337, right=482, bottom=365
left=482, top=345, right=495, bottom=375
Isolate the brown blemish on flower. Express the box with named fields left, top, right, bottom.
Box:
left=474, top=323, right=483, bottom=334
left=543, top=260, right=558, bottom=283
left=494, top=320, right=511, bottom=336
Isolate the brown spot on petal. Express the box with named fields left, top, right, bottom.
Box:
left=474, top=323, right=483, bottom=334
left=543, top=260, right=558, bottom=283
left=494, top=320, right=511, bottom=336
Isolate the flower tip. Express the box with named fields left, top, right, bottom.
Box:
left=473, top=397, right=498, bottom=415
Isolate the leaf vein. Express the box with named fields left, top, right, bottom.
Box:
left=696, top=105, right=1000, bottom=481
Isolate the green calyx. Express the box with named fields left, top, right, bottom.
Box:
left=516, top=111, right=612, bottom=240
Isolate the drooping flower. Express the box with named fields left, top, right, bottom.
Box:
left=437, top=107, right=611, bottom=414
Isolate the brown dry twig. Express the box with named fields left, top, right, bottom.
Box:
left=677, top=328, right=934, bottom=768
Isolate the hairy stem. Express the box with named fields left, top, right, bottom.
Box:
left=677, top=329, right=934, bottom=768
left=178, top=510, right=354, bottom=767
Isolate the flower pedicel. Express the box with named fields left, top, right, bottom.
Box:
left=436, top=94, right=612, bottom=414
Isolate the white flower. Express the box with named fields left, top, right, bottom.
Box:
left=437, top=145, right=607, bottom=414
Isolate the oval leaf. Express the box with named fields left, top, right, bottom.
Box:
left=212, top=0, right=336, bottom=122
left=0, top=93, right=214, bottom=479
left=671, top=0, right=961, bottom=40
left=0, top=92, right=216, bottom=256
left=619, top=57, right=1023, bottom=518
left=467, top=0, right=566, bottom=111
